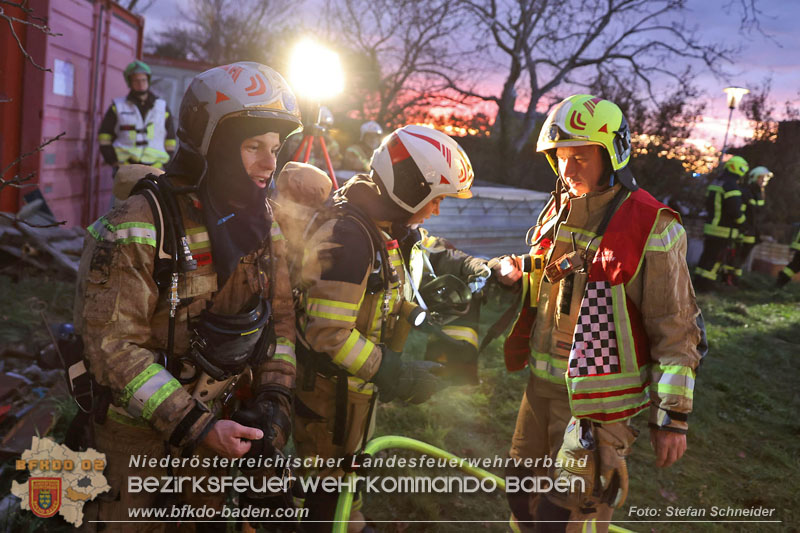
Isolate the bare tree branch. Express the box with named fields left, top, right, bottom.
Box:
left=0, top=211, right=67, bottom=228
left=0, top=132, right=66, bottom=192
left=444, top=0, right=752, bottom=162
left=325, top=0, right=471, bottom=125
left=0, top=1, right=62, bottom=71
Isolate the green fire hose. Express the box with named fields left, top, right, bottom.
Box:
left=330, top=435, right=634, bottom=533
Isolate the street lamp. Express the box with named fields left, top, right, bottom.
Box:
left=721, top=86, right=749, bottom=154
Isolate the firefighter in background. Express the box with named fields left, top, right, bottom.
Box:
left=98, top=60, right=176, bottom=172
left=731, top=166, right=773, bottom=283
left=294, top=125, right=474, bottom=531
left=495, top=95, right=705, bottom=533
left=777, top=228, right=800, bottom=287
left=76, top=62, right=299, bottom=529
left=693, top=155, right=749, bottom=292
left=399, top=228, right=490, bottom=385
left=343, top=120, right=383, bottom=171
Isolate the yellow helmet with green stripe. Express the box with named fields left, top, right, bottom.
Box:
left=723, top=155, right=749, bottom=177
left=537, top=94, right=637, bottom=190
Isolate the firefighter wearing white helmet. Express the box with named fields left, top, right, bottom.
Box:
left=76, top=62, right=300, bottom=525
left=730, top=165, right=774, bottom=283
left=293, top=125, right=474, bottom=531
left=494, top=95, right=705, bottom=533
left=344, top=120, right=384, bottom=171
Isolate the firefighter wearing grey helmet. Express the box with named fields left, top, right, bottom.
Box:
left=344, top=120, right=384, bottom=171
left=496, top=94, right=704, bottom=533
left=293, top=126, right=475, bottom=531
left=76, top=61, right=299, bottom=523
left=174, top=62, right=301, bottom=167
left=730, top=165, right=773, bottom=284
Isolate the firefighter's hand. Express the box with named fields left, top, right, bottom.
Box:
left=492, top=255, right=522, bottom=286
left=650, top=428, right=687, bottom=468
left=202, top=420, right=264, bottom=459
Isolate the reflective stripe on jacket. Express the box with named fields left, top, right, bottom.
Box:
left=565, top=189, right=700, bottom=425
left=703, top=172, right=745, bottom=238
left=75, top=185, right=296, bottom=444
left=111, top=96, right=170, bottom=166
left=300, top=215, right=405, bottom=384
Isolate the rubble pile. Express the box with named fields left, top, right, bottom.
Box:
left=0, top=341, right=70, bottom=459
left=0, top=210, right=84, bottom=279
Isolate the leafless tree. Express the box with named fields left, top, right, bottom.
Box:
left=323, top=0, right=466, bottom=126
left=151, top=0, right=295, bottom=65
left=119, top=0, right=157, bottom=14
left=0, top=1, right=66, bottom=227
left=740, top=80, right=777, bottom=142
left=0, top=0, right=61, bottom=75
left=443, top=0, right=734, bottom=167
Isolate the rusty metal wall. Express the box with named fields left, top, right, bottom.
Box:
left=14, top=0, right=143, bottom=227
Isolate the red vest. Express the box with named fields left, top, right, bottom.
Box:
left=567, top=189, right=679, bottom=422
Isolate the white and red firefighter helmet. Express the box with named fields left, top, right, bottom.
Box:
left=369, top=125, right=473, bottom=215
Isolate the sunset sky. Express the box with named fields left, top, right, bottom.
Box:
left=142, top=0, right=800, bottom=149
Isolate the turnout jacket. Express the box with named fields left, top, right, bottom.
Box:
left=703, top=170, right=745, bottom=239
left=74, top=184, right=296, bottom=449
left=739, top=182, right=765, bottom=244
left=506, top=184, right=703, bottom=432
left=298, top=177, right=407, bottom=384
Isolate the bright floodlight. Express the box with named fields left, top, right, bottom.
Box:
left=289, top=40, right=344, bottom=101
left=723, top=87, right=749, bottom=109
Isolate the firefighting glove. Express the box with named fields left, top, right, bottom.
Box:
left=594, top=422, right=638, bottom=508
left=372, top=347, right=443, bottom=404
left=547, top=417, right=598, bottom=512
left=231, top=389, right=291, bottom=465
left=467, top=263, right=492, bottom=293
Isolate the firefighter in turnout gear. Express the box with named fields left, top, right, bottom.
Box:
left=293, top=125, right=474, bottom=531
left=777, top=228, right=800, bottom=287
left=400, top=227, right=490, bottom=384
left=731, top=165, right=773, bottom=283
left=495, top=95, right=705, bottom=533
left=98, top=60, right=177, bottom=170
left=693, top=155, right=749, bottom=291
left=75, top=62, right=300, bottom=530
left=343, top=120, right=383, bottom=171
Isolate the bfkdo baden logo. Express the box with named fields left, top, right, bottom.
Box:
left=11, top=437, right=110, bottom=527
left=29, top=478, right=62, bottom=518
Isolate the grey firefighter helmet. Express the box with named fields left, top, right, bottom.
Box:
left=177, top=62, right=302, bottom=159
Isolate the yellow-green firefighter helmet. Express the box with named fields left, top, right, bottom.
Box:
left=537, top=94, right=637, bottom=190
left=723, top=155, right=749, bottom=177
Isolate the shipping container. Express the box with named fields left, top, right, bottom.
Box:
left=0, top=0, right=143, bottom=227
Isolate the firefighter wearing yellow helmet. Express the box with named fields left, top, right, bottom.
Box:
left=693, top=155, right=749, bottom=290
left=493, top=95, right=705, bottom=533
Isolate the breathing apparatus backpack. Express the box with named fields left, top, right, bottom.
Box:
left=62, top=170, right=277, bottom=439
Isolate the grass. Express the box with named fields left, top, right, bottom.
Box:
left=1, top=273, right=798, bottom=532
left=364, top=277, right=800, bottom=532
